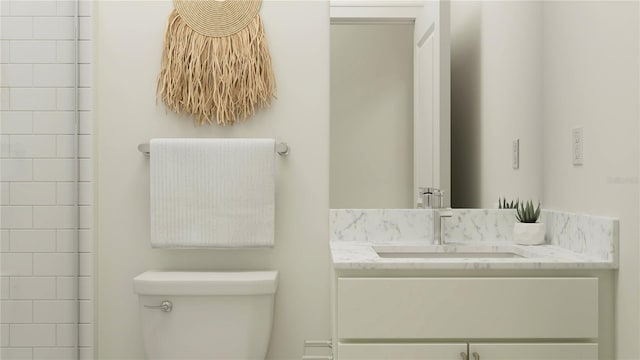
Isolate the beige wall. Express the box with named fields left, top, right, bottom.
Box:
left=542, top=2, right=640, bottom=358
left=451, top=1, right=543, bottom=208
left=95, top=1, right=329, bottom=359
left=330, top=24, right=414, bottom=209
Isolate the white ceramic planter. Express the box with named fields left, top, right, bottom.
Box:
left=513, top=222, right=546, bottom=245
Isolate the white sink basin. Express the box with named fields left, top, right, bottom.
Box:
left=373, top=245, right=526, bottom=259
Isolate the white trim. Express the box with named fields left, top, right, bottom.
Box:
left=330, top=6, right=422, bottom=19
left=330, top=1, right=425, bottom=7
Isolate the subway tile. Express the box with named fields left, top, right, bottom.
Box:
left=11, top=88, right=57, bottom=111
left=1, top=111, right=33, bottom=134
left=79, top=159, right=91, bottom=181
left=33, top=205, right=76, bottom=229
left=33, top=17, right=74, bottom=40
left=79, top=17, right=91, bottom=40
left=10, top=135, right=57, bottom=158
left=56, top=0, right=75, bottom=16
left=56, top=88, right=73, bottom=111
left=79, top=299, right=92, bottom=323
left=10, top=1, right=58, bottom=16
left=1, top=277, right=9, bottom=299
left=1, top=229, right=9, bottom=251
left=10, top=182, right=56, bottom=205
left=79, top=323, right=92, bottom=347
left=79, top=134, right=91, bottom=158
left=78, top=111, right=91, bottom=134
left=33, top=300, right=76, bottom=323
left=1, top=88, right=10, bottom=110
left=79, top=182, right=91, bottom=205
left=56, top=277, right=75, bottom=299
left=1, top=134, right=9, bottom=157
left=10, top=229, right=56, bottom=252
left=1, top=300, right=33, bottom=323
left=34, top=64, right=75, bottom=87
left=56, top=40, right=74, bottom=64
left=56, top=323, right=76, bottom=346
left=1, top=348, right=33, bottom=360
left=1, top=206, right=32, bottom=228
left=0, top=182, right=8, bottom=205
left=79, top=252, right=91, bottom=276
left=78, top=229, right=91, bottom=253
left=78, top=40, right=91, bottom=64
left=0, top=253, right=32, bottom=276
left=79, top=347, right=92, bottom=360
left=55, top=182, right=75, bottom=205
left=78, top=276, right=91, bottom=300
left=34, top=347, right=77, bottom=360
left=56, top=229, right=75, bottom=252
left=79, top=205, right=91, bottom=229
left=79, top=0, right=92, bottom=17
left=1, top=40, right=10, bottom=63
left=79, top=63, right=91, bottom=88
left=10, top=277, right=56, bottom=299
left=11, top=324, right=56, bottom=347
left=10, top=40, right=57, bottom=63
left=33, top=253, right=76, bottom=276
left=0, top=159, right=32, bottom=181
left=55, top=134, right=74, bottom=158
left=79, top=88, right=91, bottom=111
left=33, top=111, right=74, bottom=134
left=33, top=159, right=74, bottom=181
left=1, top=18, right=33, bottom=40
left=0, top=324, right=7, bottom=347
left=1, top=64, right=33, bottom=87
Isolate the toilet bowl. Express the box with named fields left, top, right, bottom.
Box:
left=133, top=271, right=278, bottom=359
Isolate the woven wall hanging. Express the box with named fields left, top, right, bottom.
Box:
left=157, top=0, right=276, bottom=126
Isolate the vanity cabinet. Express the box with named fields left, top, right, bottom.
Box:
left=333, top=277, right=600, bottom=359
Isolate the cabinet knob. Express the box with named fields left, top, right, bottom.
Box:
left=472, top=352, right=480, bottom=360
left=460, top=352, right=469, bottom=360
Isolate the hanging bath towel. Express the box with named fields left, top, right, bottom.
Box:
left=157, top=0, right=276, bottom=126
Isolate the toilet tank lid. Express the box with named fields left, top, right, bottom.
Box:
left=133, top=271, right=278, bottom=296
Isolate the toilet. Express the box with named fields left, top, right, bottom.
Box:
left=133, top=271, right=278, bottom=359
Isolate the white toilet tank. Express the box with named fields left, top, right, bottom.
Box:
left=133, top=271, right=278, bottom=360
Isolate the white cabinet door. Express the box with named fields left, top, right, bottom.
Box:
left=468, top=343, right=598, bottom=360
left=337, top=342, right=467, bottom=360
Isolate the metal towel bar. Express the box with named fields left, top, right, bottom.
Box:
left=137, top=142, right=290, bottom=157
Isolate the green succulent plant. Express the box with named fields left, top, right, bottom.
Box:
left=516, top=200, right=541, bottom=223
left=498, top=197, right=519, bottom=209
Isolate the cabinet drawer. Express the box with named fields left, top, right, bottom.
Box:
left=337, top=277, right=598, bottom=339
left=470, top=343, right=598, bottom=360
left=337, top=342, right=467, bottom=360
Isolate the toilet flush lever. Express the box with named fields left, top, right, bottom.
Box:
left=144, top=301, right=173, bottom=312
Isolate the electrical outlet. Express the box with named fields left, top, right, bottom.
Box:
left=512, top=139, right=519, bottom=169
left=572, top=127, right=583, bottom=166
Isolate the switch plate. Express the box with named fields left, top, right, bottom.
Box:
left=572, top=127, right=583, bottom=166
left=512, top=139, right=519, bottom=169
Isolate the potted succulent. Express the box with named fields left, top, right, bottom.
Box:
left=513, top=200, right=545, bottom=245
left=498, top=198, right=519, bottom=209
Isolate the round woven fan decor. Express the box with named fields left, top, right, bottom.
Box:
left=173, top=0, right=262, bottom=37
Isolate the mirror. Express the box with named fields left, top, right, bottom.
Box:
left=330, top=1, right=451, bottom=209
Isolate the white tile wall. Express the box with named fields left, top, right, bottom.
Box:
left=1, top=0, right=94, bottom=356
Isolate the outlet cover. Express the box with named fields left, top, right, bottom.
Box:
left=572, top=127, right=583, bottom=166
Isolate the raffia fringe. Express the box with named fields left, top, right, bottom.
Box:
left=157, top=9, right=276, bottom=126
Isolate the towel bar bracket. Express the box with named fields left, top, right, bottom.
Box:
left=137, top=141, right=290, bottom=157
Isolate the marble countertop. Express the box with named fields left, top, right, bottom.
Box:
left=330, top=241, right=617, bottom=270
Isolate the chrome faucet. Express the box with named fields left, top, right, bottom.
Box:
left=417, top=187, right=452, bottom=245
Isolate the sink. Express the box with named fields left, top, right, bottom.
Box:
left=373, top=245, right=526, bottom=259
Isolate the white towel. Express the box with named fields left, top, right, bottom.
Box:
left=150, top=138, right=275, bottom=248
